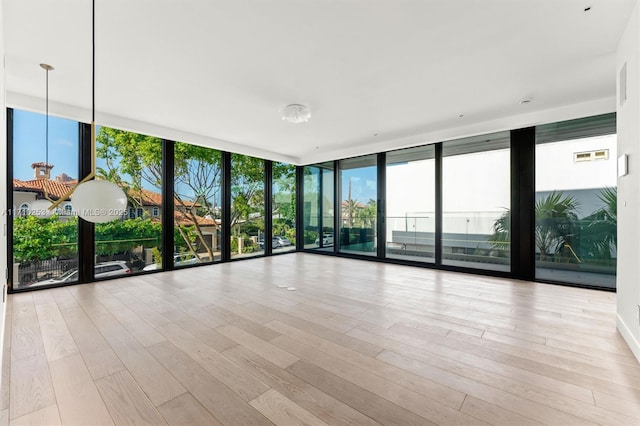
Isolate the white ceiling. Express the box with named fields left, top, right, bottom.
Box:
left=4, top=0, right=635, bottom=165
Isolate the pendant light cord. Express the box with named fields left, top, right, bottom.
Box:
left=92, top=0, right=95, bottom=124
left=45, top=67, right=49, bottom=171
left=40, top=62, right=54, bottom=202
left=48, top=0, right=100, bottom=209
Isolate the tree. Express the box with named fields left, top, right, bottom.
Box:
left=13, top=215, right=163, bottom=262
left=272, top=162, right=296, bottom=225
left=577, top=187, right=617, bottom=264
left=13, top=216, right=75, bottom=262
left=356, top=199, right=377, bottom=228
left=490, top=192, right=580, bottom=261
left=95, top=218, right=162, bottom=256
left=490, top=208, right=510, bottom=256
left=96, top=128, right=277, bottom=258
left=535, top=192, right=579, bottom=261
left=230, top=154, right=265, bottom=240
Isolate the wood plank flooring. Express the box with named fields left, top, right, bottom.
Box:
left=1, top=253, right=639, bottom=425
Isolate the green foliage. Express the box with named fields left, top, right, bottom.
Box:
left=95, top=219, right=162, bottom=256
left=231, top=154, right=265, bottom=235
left=491, top=189, right=618, bottom=266
left=96, top=127, right=163, bottom=194
left=230, top=236, right=257, bottom=254
left=151, top=247, right=162, bottom=267
left=304, top=230, right=319, bottom=244
left=576, top=187, right=617, bottom=265
left=490, top=209, right=511, bottom=255
left=535, top=192, right=579, bottom=261
left=13, top=216, right=77, bottom=262
left=14, top=215, right=163, bottom=262
left=272, top=162, right=296, bottom=224
left=356, top=199, right=377, bottom=228
left=174, top=225, right=197, bottom=250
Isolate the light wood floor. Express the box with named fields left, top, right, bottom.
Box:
left=1, top=253, right=639, bottom=425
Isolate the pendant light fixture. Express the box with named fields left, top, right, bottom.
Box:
left=50, top=0, right=127, bottom=223
left=29, top=64, right=57, bottom=218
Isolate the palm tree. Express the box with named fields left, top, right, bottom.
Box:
left=356, top=199, right=377, bottom=228
left=578, top=187, right=617, bottom=263
left=535, top=192, right=579, bottom=261
left=490, top=209, right=510, bottom=256
left=343, top=199, right=361, bottom=228
left=490, top=192, right=579, bottom=261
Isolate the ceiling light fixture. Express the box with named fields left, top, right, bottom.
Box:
left=50, top=0, right=127, bottom=223
left=281, top=104, right=311, bottom=124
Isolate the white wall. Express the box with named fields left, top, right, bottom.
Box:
left=0, top=0, right=8, bottom=395
left=536, top=135, right=617, bottom=192
left=616, top=0, right=640, bottom=363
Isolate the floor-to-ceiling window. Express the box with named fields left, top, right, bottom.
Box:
left=173, top=142, right=223, bottom=268
left=230, top=154, right=265, bottom=258
left=303, top=165, right=320, bottom=249
left=535, top=115, right=617, bottom=288
left=386, top=145, right=435, bottom=263
left=339, top=155, right=377, bottom=256
left=8, top=110, right=301, bottom=291
left=11, top=110, right=80, bottom=289
left=303, top=162, right=334, bottom=251
left=95, top=127, right=163, bottom=275
left=441, top=132, right=510, bottom=272
left=272, top=162, right=296, bottom=253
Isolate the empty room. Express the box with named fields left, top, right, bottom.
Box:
left=0, top=0, right=639, bottom=425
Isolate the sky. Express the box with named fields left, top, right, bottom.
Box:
left=341, top=166, right=377, bottom=202
left=13, top=109, right=154, bottom=191
left=13, top=109, right=79, bottom=181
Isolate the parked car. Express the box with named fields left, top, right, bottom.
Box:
left=259, top=236, right=292, bottom=249
left=37, top=261, right=131, bottom=285
left=142, top=253, right=201, bottom=271
left=273, top=236, right=292, bottom=247
left=314, top=233, right=334, bottom=246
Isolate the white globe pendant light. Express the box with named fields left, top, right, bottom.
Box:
left=72, top=180, right=127, bottom=223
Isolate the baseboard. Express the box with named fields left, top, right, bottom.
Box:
left=617, top=314, right=640, bottom=364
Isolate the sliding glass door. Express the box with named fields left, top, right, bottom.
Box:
left=386, top=145, right=435, bottom=263
left=535, top=115, right=617, bottom=288
left=339, top=155, right=377, bottom=256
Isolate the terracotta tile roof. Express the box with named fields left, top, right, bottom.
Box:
left=14, top=180, right=212, bottom=225
left=128, top=188, right=202, bottom=208
left=13, top=179, right=73, bottom=200
left=174, top=210, right=218, bottom=226
left=128, top=188, right=162, bottom=206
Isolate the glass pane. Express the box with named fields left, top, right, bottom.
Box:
left=272, top=162, right=296, bottom=253
left=535, top=129, right=617, bottom=289
left=320, top=163, right=335, bottom=251
left=173, top=142, right=222, bottom=269
left=12, top=110, right=79, bottom=289
left=386, top=145, right=435, bottom=262
left=339, top=155, right=377, bottom=256
left=95, top=127, right=163, bottom=275
left=442, top=132, right=510, bottom=271
left=303, top=162, right=334, bottom=251
left=231, top=154, right=265, bottom=258
left=303, top=166, right=320, bottom=249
